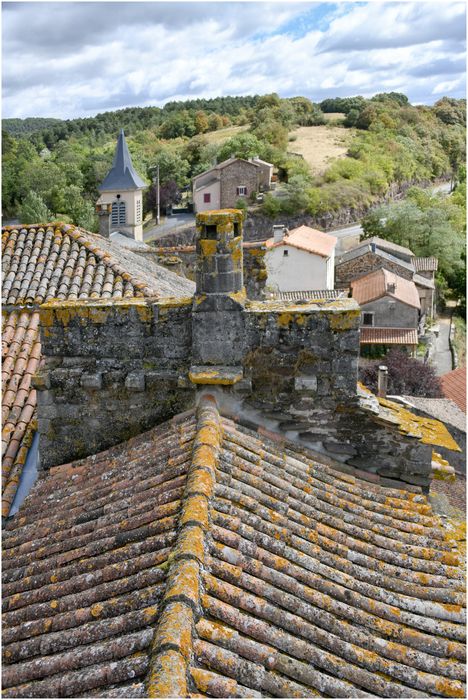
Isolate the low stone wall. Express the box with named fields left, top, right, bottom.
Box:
left=36, top=298, right=196, bottom=468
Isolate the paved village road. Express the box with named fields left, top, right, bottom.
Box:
left=432, top=307, right=454, bottom=376
left=144, top=213, right=195, bottom=243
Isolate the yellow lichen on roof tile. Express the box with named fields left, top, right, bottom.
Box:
left=146, top=395, right=222, bottom=697
left=378, top=396, right=461, bottom=451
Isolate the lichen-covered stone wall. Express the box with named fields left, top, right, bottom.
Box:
left=36, top=293, right=439, bottom=490
left=36, top=298, right=196, bottom=468
left=241, top=299, right=361, bottom=413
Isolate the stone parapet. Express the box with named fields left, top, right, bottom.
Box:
left=37, top=298, right=195, bottom=468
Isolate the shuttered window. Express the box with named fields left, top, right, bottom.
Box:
left=111, top=201, right=126, bottom=226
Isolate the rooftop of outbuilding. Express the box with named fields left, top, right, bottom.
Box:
left=440, top=367, right=466, bottom=415
left=2, top=396, right=466, bottom=698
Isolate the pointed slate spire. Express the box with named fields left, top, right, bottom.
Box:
left=98, top=129, right=146, bottom=192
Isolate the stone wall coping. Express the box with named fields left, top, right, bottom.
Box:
left=246, top=297, right=361, bottom=314
left=150, top=241, right=267, bottom=255
left=39, top=296, right=193, bottom=311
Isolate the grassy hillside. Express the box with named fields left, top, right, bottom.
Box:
left=288, top=125, right=352, bottom=175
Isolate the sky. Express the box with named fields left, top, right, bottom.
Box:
left=2, top=0, right=466, bottom=120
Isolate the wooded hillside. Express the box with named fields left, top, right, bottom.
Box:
left=3, top=92, right=465, bottom=238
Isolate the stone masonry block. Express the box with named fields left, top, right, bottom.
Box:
left=31, top=372, right=51, bottom=391
left=295, top=376, right=318, bottom=392
left=81, top=373, right=103, bottom=390
left=125, top=371, right=146, bottom=392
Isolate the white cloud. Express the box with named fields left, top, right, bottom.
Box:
left=2, top=1, right=466, bottom=118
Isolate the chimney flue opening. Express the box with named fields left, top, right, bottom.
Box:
left=377, top=365, right=388, bottom=398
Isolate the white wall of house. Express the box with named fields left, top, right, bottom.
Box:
left=265, top=245, right=334, bottom=291
left=193, top=181, right=221, bottom=213
left=97, top=189, right=144, bottom=241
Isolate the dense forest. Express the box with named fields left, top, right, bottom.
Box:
left=3, top=93, right=466, bottom=304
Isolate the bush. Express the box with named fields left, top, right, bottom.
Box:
left=19, top=191, right=51, bottom=224
left=261, top=193, right=282, bottom=218
left=359, top=350, right=443, bottom=397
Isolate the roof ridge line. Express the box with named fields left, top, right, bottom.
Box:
left=146, top=394, right=222, bottom=697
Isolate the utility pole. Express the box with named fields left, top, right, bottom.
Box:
left=155, top=164, right=160, bottom=226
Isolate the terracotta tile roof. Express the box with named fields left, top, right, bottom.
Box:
left=360, top=327, right=419, bottom=345
left=266, top=225, right=337, bottom=258
left=2, top=223, right=195, bottom=305
left=2, top=410, right=197, bottom=697
left=3, top=397, right=466, bottom=698
left=441, top=367, right=466, bottom=414
left=351, top=269, right=421, bottom=309
left=2, top=310, right=41, bottom=517
left=414, top=257, right=439, bottom=272
left=275, top=289, right=347, bottom=300
left=1, top=223, right=195, bottom=516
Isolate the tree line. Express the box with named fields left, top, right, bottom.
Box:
left=3, top=91, right=465, bottom=288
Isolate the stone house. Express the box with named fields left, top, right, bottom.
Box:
left=1, top=212, right=465, bottom=698
left=192, top=156, right=272, bottom=212
left=264, top=224, right=337, bottom=292
left=350, top=268, right=421, bottom=351
left=335, top=237, right=437, bottom=319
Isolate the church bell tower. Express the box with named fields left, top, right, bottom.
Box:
left=96, top=129, right=146, bottom=241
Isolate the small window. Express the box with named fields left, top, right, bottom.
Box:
left=362, top=312, right=374, bottom=326
left=136, top=198, right=142, bottom=224
left=204, top=193, right=211, bottom=203
left=283, top=250, right=289, bottom=256
left=236, top=186, right=247, bottom=196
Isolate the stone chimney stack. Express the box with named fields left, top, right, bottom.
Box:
left=273, top=224, right=287, bottom=243
left=96, top=202, right=112, bottom=238
left=195, top=210, right=243, bottom=294
left=377, top=365, right=388, bottom=398
left=190, top=209, right=245, bottom=386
